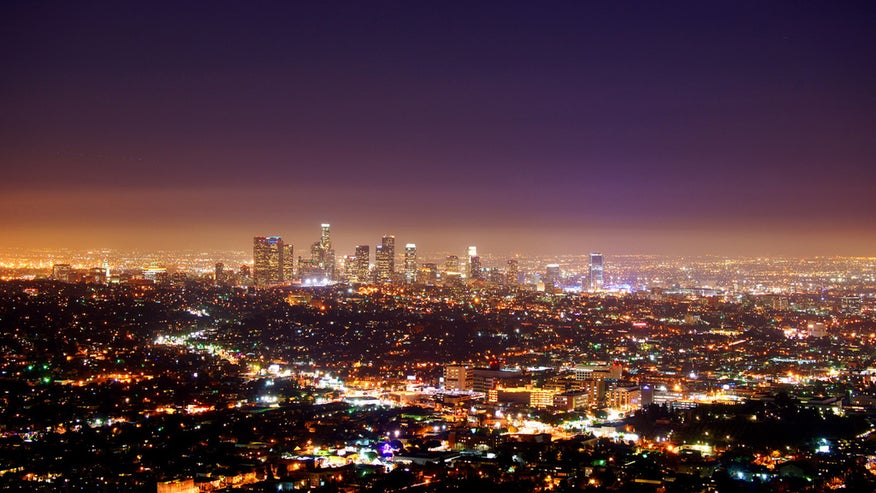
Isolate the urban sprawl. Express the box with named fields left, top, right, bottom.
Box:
left=2, top=225, right=876, bottom=492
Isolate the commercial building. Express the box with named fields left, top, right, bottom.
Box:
left=253, top=236, right=289, bottom=285
left=376, top=235, right=395, bottom=283
left=355, top=245, right=370, bottom=283
left=404, top=243, right=417, bottom=284
left=589, top=252, right=604, bottom=291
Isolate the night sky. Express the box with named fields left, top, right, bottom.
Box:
left=2, top=2, right=875, bottom=256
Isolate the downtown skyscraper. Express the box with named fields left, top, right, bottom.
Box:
left=353, top=245, right=369, bottom=283
left=404, top=243, right=417, bottom=284
left=589, top=252, right=604, bottom=291
left=310, top=223, right=335, bottom=280
left=467, top=246, right=481, bottom=281
left=253, top=236, right=292, bottom=285
left=375, top=235, right=395, bottom=283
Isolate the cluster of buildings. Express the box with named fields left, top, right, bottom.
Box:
left=443, top=362, right=639, bottom=412
left=251, top=224, right=605, bottom=290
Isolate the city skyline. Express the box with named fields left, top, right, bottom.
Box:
left=2, top=2, right=876, bottom=256
left=5, top=4, right=876, bottom=489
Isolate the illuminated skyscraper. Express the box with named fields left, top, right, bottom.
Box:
left=321, top=223, right=330, bottom=246
left=445, top=255, right=460, bottom=274
left=469, top=255, right=482, bottom=281
left=404, top=243, right=417, bottom=284
left=375, top=245, right=387, bottom=282
left=282, top=243, right=295, bottom=282
left=308, top=223, right=335, bottom=280
left=545, top=263, right=560, bottom=288
left=320, top=223, right=335, bottom=279
left=342, top=255, right=357, bottom=282
left=589, top=252, right=604, bottom=291
left=355, top=245, right=370, bottom=283
left=253, top=236, right=285, bottom=285
left=376, top=235, right=395, bottom=283
left=467, top=246, right=481, bottom=280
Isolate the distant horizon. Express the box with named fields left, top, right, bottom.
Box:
left=0, top=223, right=874, bottom=261
left=3, top=3, right=875, bottom=260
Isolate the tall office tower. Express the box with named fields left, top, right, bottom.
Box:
left=319, top=223, right=335, bottom=279
left=404, top=243, right=417, bottom=284
left=383, top=235, right=395, bottom=266
left=506, top=259, right=519, bottom=286
left=375, top=235, right=395, bottom=283
left=375, top=245, right=388, bottom=282
left=214, top=262, right=225, bottom=284
left=445, top=255, right=460, bottom=273
left=309, top=242, right=322, bottom=271
left=253, top=236, right=284, bottom=285
left=342, top=255, right=357, bottom=282
left=355, top=245, right=370, bottom=283
left=308, top=223, right=335, bottom=280
left=469, top=255, right=482, bottom=280
left=589, top=252, right=604, bottom=291
left=321, top=223, right=331, bottom=248
left=282, top=243, right=295, bottom=282
left=545, top=264, right=561, bottom=288
left=466, top=246, right=479, bottom=280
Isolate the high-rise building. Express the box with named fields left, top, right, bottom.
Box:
left=299, top=224, right=335, bottom=282
left=445, top=255, right=460, bottom=274
left=321, top=223, right=330, bottom=247
left=545, top=263, right=561, bottom=288
left=319, top=223, right=335, bottom=279
left=282, top=243, right=295, bottom=282
left=589, top=252, right=604, bottom=291
left=355, top=245, right=370, bottom=283
left=306, top=223, right=335, bottom=280
left=467, top=246, right=481, bottom=280
left=468, top=255, right=482, bottom=280
left=469, top=255, right=482, bottom=281
left=253, top=236, right=285, bottom=285
left=506, top=259, right=519, bottom=287
left=342, top=255, right=357, bottom=282
left=376, top=235, right=395, bottom=283
left=214, top=262, right=225, bottom=284
left=404, top=243, right=417, bottom=284
left=375, top=245, right=387, bottom=282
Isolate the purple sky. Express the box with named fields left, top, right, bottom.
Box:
left=2, top=2, right=875, bottom=256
